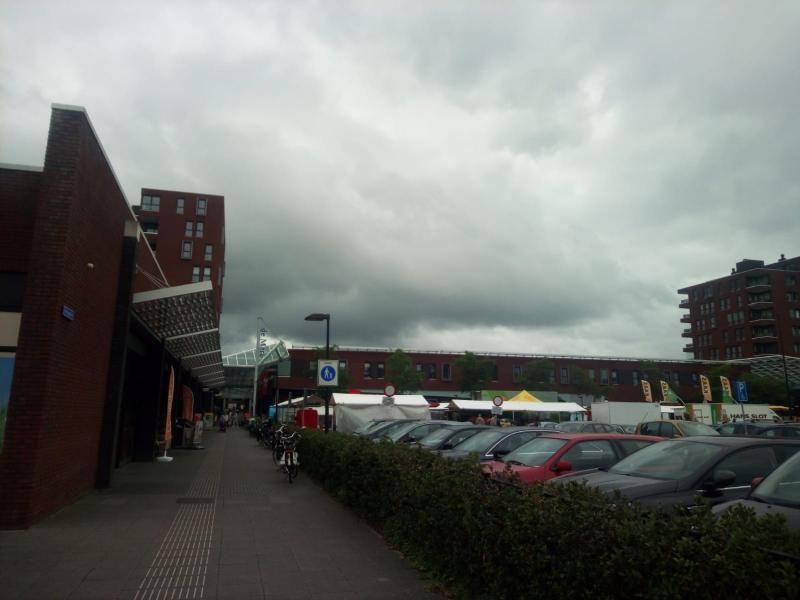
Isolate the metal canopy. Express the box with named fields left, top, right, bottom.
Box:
left=221, top=341, right=289, bottom=394
left=132, top=281, right=225, bottom=388
left=728, top=354, right=800, bottom=388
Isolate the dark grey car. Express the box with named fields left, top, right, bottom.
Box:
left=438, top=427, right=549, bottom=462
left=555, top=436, right=800, bottom=509
left=414, top=425, right=488, bottom=451
left=713, top=450, right=800, bottom=529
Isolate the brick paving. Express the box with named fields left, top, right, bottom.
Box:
left=0, top=428, right=443, bottom=600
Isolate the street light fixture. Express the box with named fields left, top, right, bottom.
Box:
left=305, top=313, right=331, bottom=432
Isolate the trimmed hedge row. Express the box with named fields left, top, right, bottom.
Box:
left=299, top=430, right=800, bottom=600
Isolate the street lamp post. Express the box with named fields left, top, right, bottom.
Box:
left=305, top=313, right=331, bottom=432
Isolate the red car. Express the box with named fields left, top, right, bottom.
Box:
left=483, top=433, right=663, bottom=485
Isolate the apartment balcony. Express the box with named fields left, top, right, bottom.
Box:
left=679, top=298, right=690, bottom=309
left=745, top=281, right=771, bottom=292
left=680, top=314, right=692, bottom=323
left=682, top=344, right=695, bottom=353
left=748, top=297, right=773, bottom=308
left=681, top=328, right=693, bottom=338
left=752, top=334, right=778, bottom=342
left=749, top=314, right=776, bottom=324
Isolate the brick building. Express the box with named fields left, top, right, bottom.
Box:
left=678, top=256, right=800, bottom=360
left=134, top=188, right=225, bottom=315
left=0, top=105, right=224, bottom=528
left=253, top=346, right=738, bottom=409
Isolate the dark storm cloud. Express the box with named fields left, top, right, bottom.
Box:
left=1, top=1, right=798, bottom=358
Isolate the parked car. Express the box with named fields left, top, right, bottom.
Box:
left=352, top=419, right=395, bottom=436
left=713, top=450, right=800, bottom=529
left=621, top=424, right=638, bottom=434
left=635, top=420, right=720, bottom=438
left=717, top=422, right=800, bottom=438
left=483, top=433, right=662, bottom=484
left=413, top=425, right=487, bottom=451
left=556, top=436, right=800, bottom=509
left=384, top=420, right=469, bottom=444
left=363, top=419, right=420, bottom=440
left=557, top=421, right=626, bottom=434
left=438, top=427, right=548, bottom=462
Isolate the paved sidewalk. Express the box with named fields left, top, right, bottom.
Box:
left=0, top=429, right=443, bottom=600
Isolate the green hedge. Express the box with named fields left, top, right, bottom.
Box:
left=299, top=430, right=800, bottom=600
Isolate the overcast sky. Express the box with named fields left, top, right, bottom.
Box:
left=2, top=2, right=798, bottom=359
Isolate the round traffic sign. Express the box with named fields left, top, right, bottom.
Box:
left=321, top=365, right=337, bottom=382
left=492, top=395, right=504, bottom=407
left=384, top=384, right=396, bottom=397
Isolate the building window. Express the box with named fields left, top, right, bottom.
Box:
left=610, top=370, right=618, bottom=385
left=197, top=198, right=207, bottom=216
left=491, top=364, right=498, bottom=381
left=512, top=365, right=522, bottom=383
left=204, top=244, right=213, bottom=261
left=176, top=198, right=184, bottom=214
left=363, top=362, right=372, bottom=379
left=560, top=367, right=569, bottom=384
left=791, top=309, right=800, bottom=319
left=671, top=372, right=680, bottom=385
left=442, top=363, right=452, bottom=381
left=377, top=362, right=385, bottom=379
left=196, top=221, right=204, bottom=238
left=203, top=267, right=211, bottom=281
left=795, top=343, right=800, bottom=353
left=339, top=360, right=347, bottom=371
left=793, top=326, right=800, bottom=337
left=710, top=316, right=716, bottom=328
left=691, top=373, right=699, bottom=386
left=788, top=292, right=799, bottom=302
left=600, top=369, right=609, bottom=385
left=191, top=266, right=200, bottom=282
left=631, top=370, right=640, bottom=386
left=185, top=221, right=193, bottom=237
left=588, top=369, right=595, bottom=382
left=416, top=363, right=423, bottom=374
left=141, top=194, right=160, bottom=212
left=181, top=241, right=192, bottom=259
left=787, top=276, right=797, bottom=286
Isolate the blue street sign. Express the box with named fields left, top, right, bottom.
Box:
left=318, top=359, right=338, bottom=387
left=61, top=304, right=75, bottom=321
left=734, top=380, right=748, bottom=403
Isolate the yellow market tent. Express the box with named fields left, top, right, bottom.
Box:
left=508, top=390, right=543, bottom=403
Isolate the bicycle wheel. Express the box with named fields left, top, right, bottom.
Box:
left=285, top=453, right=294, bottom=483
left=272, top=444, right=283, bottom=465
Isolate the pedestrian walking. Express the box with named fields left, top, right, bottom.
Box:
left=475, top=414, right=486, bottom=425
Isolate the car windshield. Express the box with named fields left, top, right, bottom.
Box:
left=752, top=453, right=800, bottom=507
left=386, top=422, right=426, bottom=441
left=609, top=440, right=720, bottom=481
left=680, top=421, right=720, bottom=436
left=557, top=422, right=583, bottom=432
left=354, top=420, right=387, bottom=435
left=418, top=427, right=459, bottom=447
left=503, top=437, right=567, bottom=467
left=451, top=429, right=507, bottom=452
left=372, top=420, right=415, bottom=438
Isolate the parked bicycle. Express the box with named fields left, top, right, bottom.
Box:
left=269, top=425, right=287, bottom=463
left=278, top=431, right=301, bottom=483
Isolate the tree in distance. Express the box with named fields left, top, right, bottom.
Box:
left=386, top=349, right=423, bottom=394
left=455, top=351, right=495, bottom=395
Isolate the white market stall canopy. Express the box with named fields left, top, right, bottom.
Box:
left=331, top=393, right=431, bottom=434
left=132, top=280, right=224, bottom=389
left=449, top=399, right=587, bottom=414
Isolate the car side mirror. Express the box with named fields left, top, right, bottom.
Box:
left=704, top=469, right=737, bottom=493
left=551, top=460, right=572, bottom=473
left=750, top=476, right=764, bottom=488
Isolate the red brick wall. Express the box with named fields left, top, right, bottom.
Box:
left=280, top=348, right=737, bottom=405
left=0, top=168, right=41, bottom=273
left=0, top=107, right=134, bottom=528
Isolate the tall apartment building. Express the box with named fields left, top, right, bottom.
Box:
left=678, top=255, right=800, bottom=360
left=134, top=189, right=226, bottom=315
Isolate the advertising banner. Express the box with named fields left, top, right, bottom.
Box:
left=700, top=375, right=712, bottom=403
left=720, top=376, right=734, bottom=404
left=641, top=380, right=653, bottom=403
left=181, top=385, right=194, bottom=421
left=0, top=354, right=15, bottom=453
left=165, top=367, right=175, bottom=448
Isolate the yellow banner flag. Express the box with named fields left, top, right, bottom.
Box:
left=641, top=380, right=653, bottom=403
left=720, top=376, right=734, bottom=404
left=700, top=375, right=712, bottom=403
left=659, top=380, right=671, bottom=402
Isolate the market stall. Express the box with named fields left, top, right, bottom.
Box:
left=332, top=393, right=431, bottom=434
